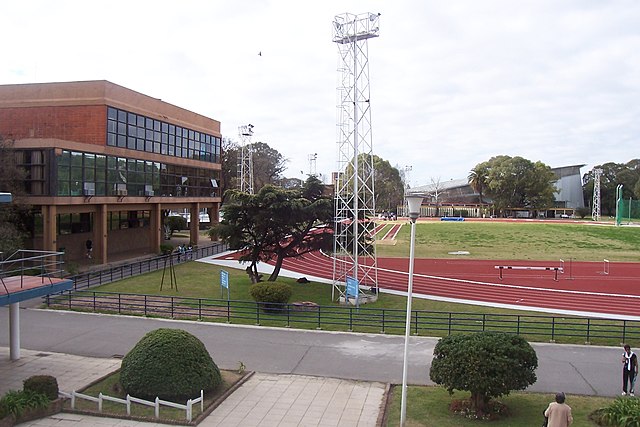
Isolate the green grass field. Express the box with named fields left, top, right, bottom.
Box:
left=378, top=221, right=640, bottom=261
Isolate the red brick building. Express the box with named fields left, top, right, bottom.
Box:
left=0, top=80, right=222, bottom=265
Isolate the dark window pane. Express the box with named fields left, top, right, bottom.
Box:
left=107, top=107, right=117, bottom=120
left=117, top=135, right=126, bottom=148
left=154, top=120, right=160, bottom=131
left=128, top=124, right=136, bottom=136
left=161, top=122, right=168, bottom=133
left=107, top=133, right=116, bottom=146
left=128, top=112, right=137, bottom=124
left=127, top=137, right=136, bottom=149
left=117, top=110, right=127, bottom=123
left=117, top=122, right=126, bottom=135
left=137, top=115, right=145, bottom=127
left=107, top=119, right=117, bottom=133
left=137, top=139, right=145, bottom=150
left=146, top=117, right=154, bottom=129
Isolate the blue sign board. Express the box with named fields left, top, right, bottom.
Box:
left=220, top=270, right=229, bottom=289
left=346, top=276, right=359, bottom=298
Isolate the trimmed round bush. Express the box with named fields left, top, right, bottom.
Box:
left=249, top=282, right=292, bottom=309
left=23, top=375, right=59, bottom=401
left=120, top=328, right=221, bottom=401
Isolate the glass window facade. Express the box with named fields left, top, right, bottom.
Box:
left=106, top=106, right=221, bottom=163
left=56, top=150, right=220, bottom=197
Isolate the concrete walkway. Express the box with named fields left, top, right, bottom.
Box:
left=1, top=347, right=386, bottom=427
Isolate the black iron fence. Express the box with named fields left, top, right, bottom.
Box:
left=43, top=290, right=640, bottom=345
left=66, top=243, right=228, bottom=290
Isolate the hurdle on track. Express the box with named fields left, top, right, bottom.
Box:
left=494, top=265, right=564, bottom=281
left=601, top=259, right=610, bottom=275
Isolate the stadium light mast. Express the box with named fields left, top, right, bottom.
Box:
left=592, top=168, right=602, bottom=221
left=308, top=153, right=318, bottom=177
left=403, top=165, right=412, bottom=216
left=238, top=124, right=255, bottom=194
left=332, top=12, right=380, bottom=302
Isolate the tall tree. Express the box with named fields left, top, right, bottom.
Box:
left=212, top=176, right=332, bottom=282
left=582, top=160, right=640, bottom=215
left=474, top=155, right=556, bottom=213
left=251, top=141, right=287, bottom=190
left=0, top=135, right=30, bottom=255
left=220, top=139, right=287, bottom=204
left=468, top=164, right=489, bottom=204
left=372, top=155, right=404, bottom=212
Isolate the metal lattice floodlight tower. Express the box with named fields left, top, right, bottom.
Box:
left=308, top=153, right=318, bottom=177
left=592, top=168, right=602, bottom=221
left=238, top=124, right=255, bottom=194
left=403, top=165, right=412, bottom=216
left=332, top=12, right=380, bottom=302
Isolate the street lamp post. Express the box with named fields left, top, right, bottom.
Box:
left=400, top=194, right=424, bottom=426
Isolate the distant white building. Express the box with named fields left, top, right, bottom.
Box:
left=551, top=164, right=585, bottom=209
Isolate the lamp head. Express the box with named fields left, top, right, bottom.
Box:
left=406, top=195, right=424, bottom=222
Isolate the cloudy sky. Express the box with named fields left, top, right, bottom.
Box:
left=1, top=0, right=638, bottom=187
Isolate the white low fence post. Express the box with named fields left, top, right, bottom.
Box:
left=60, top=389, right=202, bottom=420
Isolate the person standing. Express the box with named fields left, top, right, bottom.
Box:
left=85, top=239, right=93, bottom=259
left=544, top=392, right=573, bottom=427
left=622, top=344, right=638, bottom=396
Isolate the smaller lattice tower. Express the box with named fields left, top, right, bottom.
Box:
left=592, top=168, right=603, bottom=221
left=308, top=153, right=318, bottom=177
left=403, top=165, right=412, bottom=216
left=238, top=124, right=255, bottom=194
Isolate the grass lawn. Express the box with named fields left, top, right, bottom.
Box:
left=378, top=221, right=640, bottom=261
left=384, top=385, right=613, bottom=426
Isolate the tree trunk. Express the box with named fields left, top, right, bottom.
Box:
left=246, top=263, right=261, bottom=283
left=268, top=254, right=284, bottom=281
left=470, top=391, right=489, bottom=415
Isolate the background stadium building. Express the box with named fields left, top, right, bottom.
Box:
left=407, top=165, right=584, bottom=218
left=0, top=80, right=222, bottom=265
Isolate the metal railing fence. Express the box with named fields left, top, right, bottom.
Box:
left=65, top=243, right=228, bottom=290
left=44, top=289, right=640, bottom=345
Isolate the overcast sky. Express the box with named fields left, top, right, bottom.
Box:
left=1, top=0, right=638, bottom=187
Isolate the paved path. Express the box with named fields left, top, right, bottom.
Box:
left=0, top=306, right=625, bottom=426
left=1, top=348, right=385, bottom=427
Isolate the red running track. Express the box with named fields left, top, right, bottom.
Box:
left=212, top=250, right=640, bottom=318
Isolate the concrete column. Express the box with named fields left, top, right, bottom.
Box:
left=9, top=302, right=20, bottom=360
left=42, top=205, right=57, bottom=251
left=150, top=203, right=162, bottom=253
left=190, top=202, right=200, bottom=245
left=98, top=204, right=108, bottom=264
